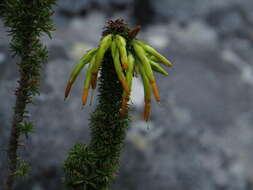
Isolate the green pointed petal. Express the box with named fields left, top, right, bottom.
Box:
left=133, top=42, right=160, bottom=101
left=137, top=59, right=151, bottom=101
left=150, top=61, right=168, bottom=76
left=132, top=42, right=155, bottom=82
left=64, top=48, right=97, bottom=99
left=92, top=34, right=113, bottom=73
left=111, top=40, right=130, bottom=94
left=120, top=52, right=135, bottom=118
left=83, top=56, right=95, bottom=89
left=134, top=40, right=173, bottom=67
left=136, top=59, right=152, bottom=121
left=126, top=52, right=135, bottom=87
left=146, top=54, right=159, bottom=62
left=115, top=34, right=128, bottom=69
left=82, top=56, right=96, bottom=105
left=68, top=48, right=97, bottom=83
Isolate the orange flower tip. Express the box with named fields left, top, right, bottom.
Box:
left=143, top=102, right=151, bottom=121
left=125, top=84, right=131, bottom=94
left=82, top=88, right=89, bottom=105
left=91, top=73, right=98, bottom=89
left=155, top=95, right=161, bottom=102
left=82, top=101, right=87, bottom=106
left=122, top=63, right=128, bottom=70
left=144, top=98, right=151, bottom=103
left=121, top=80, right=130, bottom=94
left=120, top=98, right=129, bottom=118
left=143, top=114, right=150, bottom=121
left=143, top=116, right=148, bottom=122
left=143, top=112, right=150, bottom=121
left=151, top=82, right=160, bottom=102
left=64, top=82, right=73, bottom=99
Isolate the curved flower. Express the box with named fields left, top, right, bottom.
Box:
left=64, top=21, right=173, bottom=121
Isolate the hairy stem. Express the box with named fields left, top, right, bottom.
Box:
left=3, top=0, right=56, bottom=189
left=89, top=53, right=128, bottom=189
left=5, top=72, right=30, bottom=190
left=64, top=53, right=129, bottom=190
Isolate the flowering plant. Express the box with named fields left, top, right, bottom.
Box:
left=65, top=19, right=173, bottom=121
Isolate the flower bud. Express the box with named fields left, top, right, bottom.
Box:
left=111, top=40, right=130, bottom=94
left=115, top=34, right=128, bottom=70
left=135, top=40, right=173, bottom=67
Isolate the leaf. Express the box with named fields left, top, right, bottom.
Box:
left=17, top=121, right=34, bottom=138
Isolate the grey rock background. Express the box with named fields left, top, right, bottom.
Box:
left=1, top=0, right=253, bottom=189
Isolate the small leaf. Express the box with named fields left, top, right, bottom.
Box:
left=14, top=158, right=30, bottom=178
left=17, top=121, right=34, bottom=138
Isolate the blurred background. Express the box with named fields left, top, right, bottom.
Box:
left=1, top=0, right=253, bottom=189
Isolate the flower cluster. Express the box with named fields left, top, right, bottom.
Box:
left=65, top=22, right=173, bottom=121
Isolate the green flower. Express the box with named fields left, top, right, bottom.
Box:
left=65, top=19, right=173, bottom=121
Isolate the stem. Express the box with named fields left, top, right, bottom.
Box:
left=2, top=0, right=56, bottom=189
left=89, top=52, right=129, bottom=189
left=4, top=73, right=30, bottom=190
left=64, top=53, right=129, bottom=190
left=5, top=14, right=33, bottom=188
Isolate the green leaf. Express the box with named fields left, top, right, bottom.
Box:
left=14, top=158, right=30, bottom=178
left=17, top=121, right=35, bottom=138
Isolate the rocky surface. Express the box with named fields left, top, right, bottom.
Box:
left=1, top=0, right=253, bottom=190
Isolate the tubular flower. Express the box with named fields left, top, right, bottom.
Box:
left=120, top=53, right=135, bottom=118
left=64, top=20, right=173, bottom=121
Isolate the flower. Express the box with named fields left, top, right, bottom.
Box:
left=64, top=19, right=173, bottom=121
